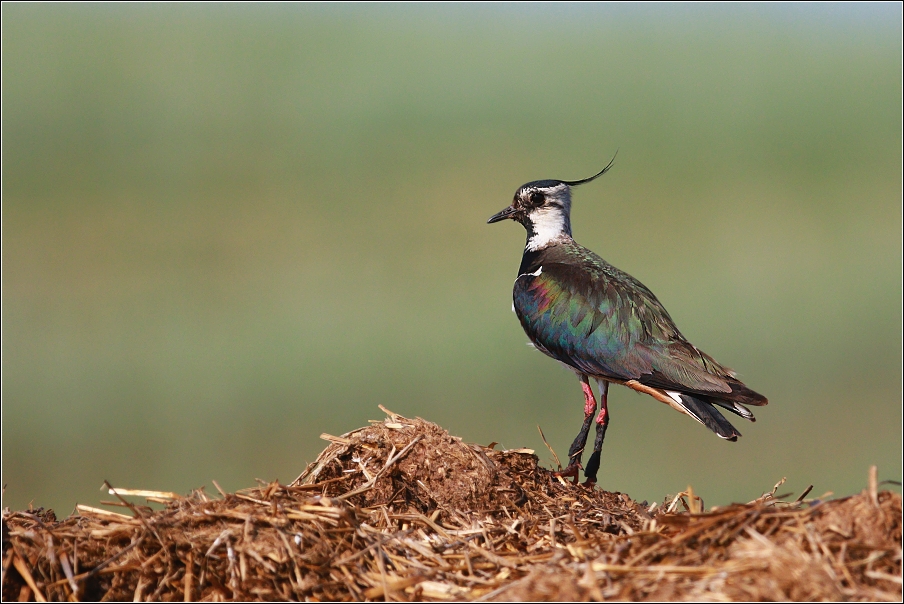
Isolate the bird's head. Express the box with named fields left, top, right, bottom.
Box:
left=487, top=156, right=615, bottom=251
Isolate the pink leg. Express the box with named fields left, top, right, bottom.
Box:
left=581, top=375, right=598, bottom=417
left=595, top=381, right=609, bottom=425
left=556, top=374, right=598, bottom=485
left=583, top=380, right=610, bottom=487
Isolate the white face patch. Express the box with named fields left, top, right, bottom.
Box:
left=526, top=208, right=569, bottom=250
left=524, top=184, right=573, bottom=251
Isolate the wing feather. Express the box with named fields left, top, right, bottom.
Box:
left=513, top=259, right=766, bottom=407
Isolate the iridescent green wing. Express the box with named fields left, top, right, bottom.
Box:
left=513, top=262, right=740, bottom=397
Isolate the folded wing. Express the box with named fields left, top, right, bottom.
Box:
left=513, top=262, right=767, bottom=437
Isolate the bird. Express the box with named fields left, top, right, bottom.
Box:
left=487, top=157, right=767, bottom=486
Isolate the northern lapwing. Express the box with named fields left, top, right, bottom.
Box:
left=487, top=158, right=767, bottom=486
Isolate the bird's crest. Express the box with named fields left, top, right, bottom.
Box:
left=558, top=151, right=618, bottom=187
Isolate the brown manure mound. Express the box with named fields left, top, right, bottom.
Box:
left=3, top=409, right=901, bottom=601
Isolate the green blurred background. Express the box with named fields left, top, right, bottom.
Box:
left=3, top=4, right=901, bottom=514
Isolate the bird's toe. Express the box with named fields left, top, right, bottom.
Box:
left=553, top=465, right=582, bottom=485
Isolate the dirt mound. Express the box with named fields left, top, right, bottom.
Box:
left=297, top=408, right=649, bottom=532
left=3, top=409, right=901, bottom=601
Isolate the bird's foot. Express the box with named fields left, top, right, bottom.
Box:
left=553, top=464, right=581, bottom=485
left=582, top=451, right=602, bottom=490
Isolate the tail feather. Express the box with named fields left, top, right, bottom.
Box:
left=711, top=399, right=756, bottom=422
left=725, top=380, right=768, bottom=407
left=667, top=391, right=741, bottom=441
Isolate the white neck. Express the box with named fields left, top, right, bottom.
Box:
left=525, top=206, right=572, bottom=251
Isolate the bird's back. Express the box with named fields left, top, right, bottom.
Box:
left=513, top=239, right=765, bottom=406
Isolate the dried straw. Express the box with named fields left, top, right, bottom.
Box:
left=3, top=409, right=901, bottom=601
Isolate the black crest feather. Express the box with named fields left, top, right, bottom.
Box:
left=559, top=151, right=618, bottom=187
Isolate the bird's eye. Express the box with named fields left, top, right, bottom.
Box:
left=529, top=191, right=544, bottom=206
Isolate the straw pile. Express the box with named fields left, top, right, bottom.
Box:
left=3, top=408, right=901, bottom=601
